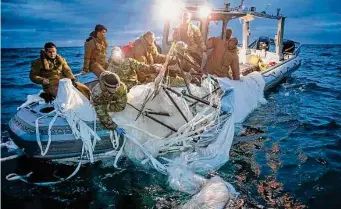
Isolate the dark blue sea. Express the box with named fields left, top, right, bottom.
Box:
left=1, top=45, right=341, bottom=208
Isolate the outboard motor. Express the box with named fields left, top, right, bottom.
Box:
left=256, top=36, right=270, bottom=51
left=282, top=40, right=295, bottom=54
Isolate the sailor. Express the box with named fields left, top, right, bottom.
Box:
left=109, top=46, right=194, bottom=88
left=91, top=69, right=127, bottom=135
left=108, top=47, right=164, bottom=90
left=131, top=31, right=166, bottom=65
left=206, top=36, right=240, bottom=80
left=30, top=42, right=91, bottom=102
left=82, top=24, right=109, bottom=73
left=172, top=41, right=200, bottom=73
left=173, top=11, right=207, bottom=65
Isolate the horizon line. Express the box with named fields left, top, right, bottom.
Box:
left=2, top=43, right=341, bottom=49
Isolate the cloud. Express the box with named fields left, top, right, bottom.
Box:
left=1, top=0, right=341, bottom=48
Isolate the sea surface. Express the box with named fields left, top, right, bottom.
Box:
left=1, top=45, right=341, bottom=208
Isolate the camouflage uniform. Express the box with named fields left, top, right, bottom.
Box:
left=132, top=36, right=166, bottom=65
left=173, top=46, right=199, bottom=73
left=173, top=23, right=206, bottom=64
left=30, top=53, right=90, bottom=98
left=108, top=58, right=160, bottom=90
left=91, top=71, right=128, bottom=130
left=109, top=57, right=192, bottom=88
left=83, top=32, right=108, bottom=70
left=167, top=73, right=192, bottom=87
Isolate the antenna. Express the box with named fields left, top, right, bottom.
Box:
left=262, top=3, right=270, bottom=14
left=229, top=0, right=245, bottom=12
left=276, top=8, right=281, bottom=16
left=224, top=1, right=230, bottom=11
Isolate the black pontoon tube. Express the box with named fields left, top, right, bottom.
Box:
left=144, top=112, right=177, bottom=132
left=145, top=111, right=170, bottom=117
left=182, top=90, right=218, bottom=109
left=163, top=87, right=189, bottom=123
left=135, top=89, right=153, bottom=121
left=162, top=86, right=218, bottom=109
left=189, top=87, right=221, bottom=107
left=128, top=103, right=177, bottom=132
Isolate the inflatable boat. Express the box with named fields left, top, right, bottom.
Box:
left=8, top=2, right=302, bottom=161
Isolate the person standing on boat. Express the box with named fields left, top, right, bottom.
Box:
left=91, top=68, right=127, bottom=136
left=30, top=42, right=91, bottom=102
left=131, top=31, right=167, bottom=65
left=173, top=11, right=207, bottom=65
left=206, top=36, right=240, bottom=80
left=82, top=24, right=109, bottom=73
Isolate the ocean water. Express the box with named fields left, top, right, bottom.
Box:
left=1, top=45, right=341, bottom=208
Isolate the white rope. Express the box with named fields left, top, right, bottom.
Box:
left=114, top=136, right=127, bottom=169
left=35, top=110, right=57, bottom=156
left=6, top=144, right=85, bottom=186
left=0, top=152, right=24, bottom=162
left=124, top=133, right=167, bottom=174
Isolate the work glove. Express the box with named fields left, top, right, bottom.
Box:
left=40, top=92, right=56, bottom=104
left=115, top=126, right=126, bottom=136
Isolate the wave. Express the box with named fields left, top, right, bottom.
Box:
left=25, top=55, right=38, bottom=59
left=13, top=61, right=31, bottom=67
left=301, top=120, right=340, bottom=131
left=300, top=82, right=338, bottom=93
left=1, top=83, right=37, bottom=89
left=319, top=53, right=333, bottom=57
left=1, top=54, right=21, bottom=59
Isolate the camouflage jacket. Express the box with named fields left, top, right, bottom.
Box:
left=132, top=36, right=166, bottom=65
left=30, top=53, right=75, bottom=95
left=108, top=58, right=158, bottom=90
left=173, top=23, right=206, bottom=54
left=83, top=34, right=108, bottom=70
left=91, top=72, right=127, bottom=130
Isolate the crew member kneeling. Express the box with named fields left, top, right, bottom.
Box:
left=91, top=70, right=127, bottom=136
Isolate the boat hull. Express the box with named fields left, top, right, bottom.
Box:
left=8, top=103, right=117, bottom=159
left=262, top=56, right=301, bottom=91
left=8, top=56, right=301, bottom=161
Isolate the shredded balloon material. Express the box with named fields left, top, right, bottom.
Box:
left=9, top=71, right=266, bottom=207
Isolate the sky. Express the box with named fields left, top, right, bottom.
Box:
left=1, top=0, right=341, bottom=48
